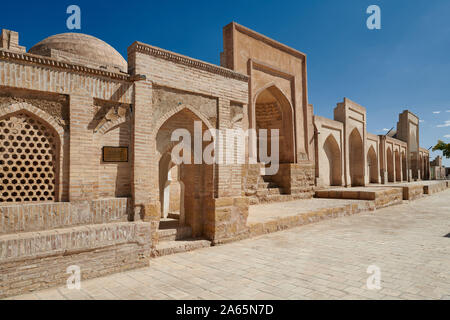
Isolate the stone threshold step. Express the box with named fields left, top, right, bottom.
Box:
left=157, top=225, right=192, bottom=241
left=151, top=238, right=211, bottom=258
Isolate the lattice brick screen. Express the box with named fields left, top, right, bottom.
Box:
left=0, top=112, right=58, bottom=203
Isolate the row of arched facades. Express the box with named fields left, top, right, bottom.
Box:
left=314, top=99, right=430, bottom=188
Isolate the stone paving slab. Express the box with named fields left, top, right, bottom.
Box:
left=7, top=189, right=450, bottom=300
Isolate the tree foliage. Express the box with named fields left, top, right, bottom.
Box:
left=432, top=140, right=450, bottom=158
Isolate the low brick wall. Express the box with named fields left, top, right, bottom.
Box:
left=315, top=188, right=403, bottom=209
left=0, top=198, right=130, bottom=235
left=423, top=181, right=447, bottom=194
left=373, top=188, right=403, bottom=208
left=401, top=184, right=424, bottom=200
left=247, top=201, right=375, bottom=238
left=0, top=221, right=151, bottom=298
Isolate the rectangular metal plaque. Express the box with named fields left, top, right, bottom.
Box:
left=102, top=146, right=128, bottom=162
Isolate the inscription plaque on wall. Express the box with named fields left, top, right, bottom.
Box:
left=102, top=146, right=128, bottom=162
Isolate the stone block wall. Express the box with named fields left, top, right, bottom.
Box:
left=272, top=162, right=315, bottom=198
left=0, top=197, right=151, bottom=298
left=0, top=221, right=151, bottom=298
left=207, top=196, right=250, bottom=245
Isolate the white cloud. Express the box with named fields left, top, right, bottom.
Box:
left=382, top=128, right=390, bottom=132
left=447, top=110, right=450, bottom=113
left=437, top=120, right=450, bottom=128
left=419, top=120, right=424, bottom=123
left=433, top=111, right=441, bottom=114
left=444, top=134, right=450, bottom=138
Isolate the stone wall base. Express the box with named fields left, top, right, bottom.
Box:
left=401, top=185, right=424, bottom=200
left=272, top=162, right=315, bottom=197
left=424, top=181, right=448, bottom=194
left=0, top=221, right=152, bottom=299
left=208, top=196, right=249, bottom=245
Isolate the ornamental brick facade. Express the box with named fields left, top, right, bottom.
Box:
left=0, top=23, right=433, bottom=298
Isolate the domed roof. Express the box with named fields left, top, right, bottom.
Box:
left=29, top=33, right=127, bottom=72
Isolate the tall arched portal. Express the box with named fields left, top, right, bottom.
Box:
left=395, top=150, right=401, bottom=182
left=323, top=134, right=342, bottom=186
left=367, top=146, right=378, bottom=183
left=155, top=108, right=214, bottom=237
left=254, top=85, right=295, bottom=164
left=386, top=147, right=394, bottom=182
left=401, top=151, right=407, bottom=181
left=348, top=128, right=364, bottom=186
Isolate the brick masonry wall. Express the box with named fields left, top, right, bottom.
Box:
left=0, top=221, right=151, bottom=298
left=424, top=181, right=447, bottom=194
left=69, top=94, right=97, bottom=201
left=207, top=196, right=250, bottom=244
left=131, top=80, right=153, bottom=209
left=98, top=121, right=132, bottom=198
left=0, top=58, right=133, bottom=104
left=0, top=198, right=131, bottom=235
left=272, top=162, right=315, bottom=198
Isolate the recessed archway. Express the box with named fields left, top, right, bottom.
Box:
left=395, top=150, right=401, bottom=182
left=386, top=147, right=394, bottom=183
left=323, top=134, right=342, bottom=186
left=367, top=146, right=378, bottom=184
left=401, top=151, right=407, bottom=181
left=349, top=128, right=364, bottom=186
left=254, top=85, right=295, bottom=164
left=155, top=108, right=214, bottom=238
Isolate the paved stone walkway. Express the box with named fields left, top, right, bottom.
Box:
left=8, top=189, right=450, bottom=300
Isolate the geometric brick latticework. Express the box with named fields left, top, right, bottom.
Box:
left=0, top=112, right=58, bottom=203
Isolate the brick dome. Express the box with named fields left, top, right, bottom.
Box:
left=29, top=33, right=127, bottom=72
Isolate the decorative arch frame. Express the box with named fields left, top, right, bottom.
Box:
left=96, top=115, right=130, bottom=136
left=151, top=104, right=214, bottom=138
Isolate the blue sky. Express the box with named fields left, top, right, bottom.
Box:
left=1, top=0, right=449, bottom=165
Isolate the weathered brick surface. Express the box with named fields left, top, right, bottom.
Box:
left=210, top=196, right=249, bottom=245
left=0, top=221, right=151, bottom=298
left=423, top=181, right=447, bottom=194
left=0, top=198, right=130, bottom=235
left=0, top=54, right=132, bottom=103
left=401, top=184, right=424, bottom=200
left=273, top=162, right=315, bottom=197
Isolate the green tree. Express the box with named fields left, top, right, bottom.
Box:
left=432, top=140, right=450, bottom=158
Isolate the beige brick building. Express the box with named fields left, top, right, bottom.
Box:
left=0, top=23, right=432, bottom=297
